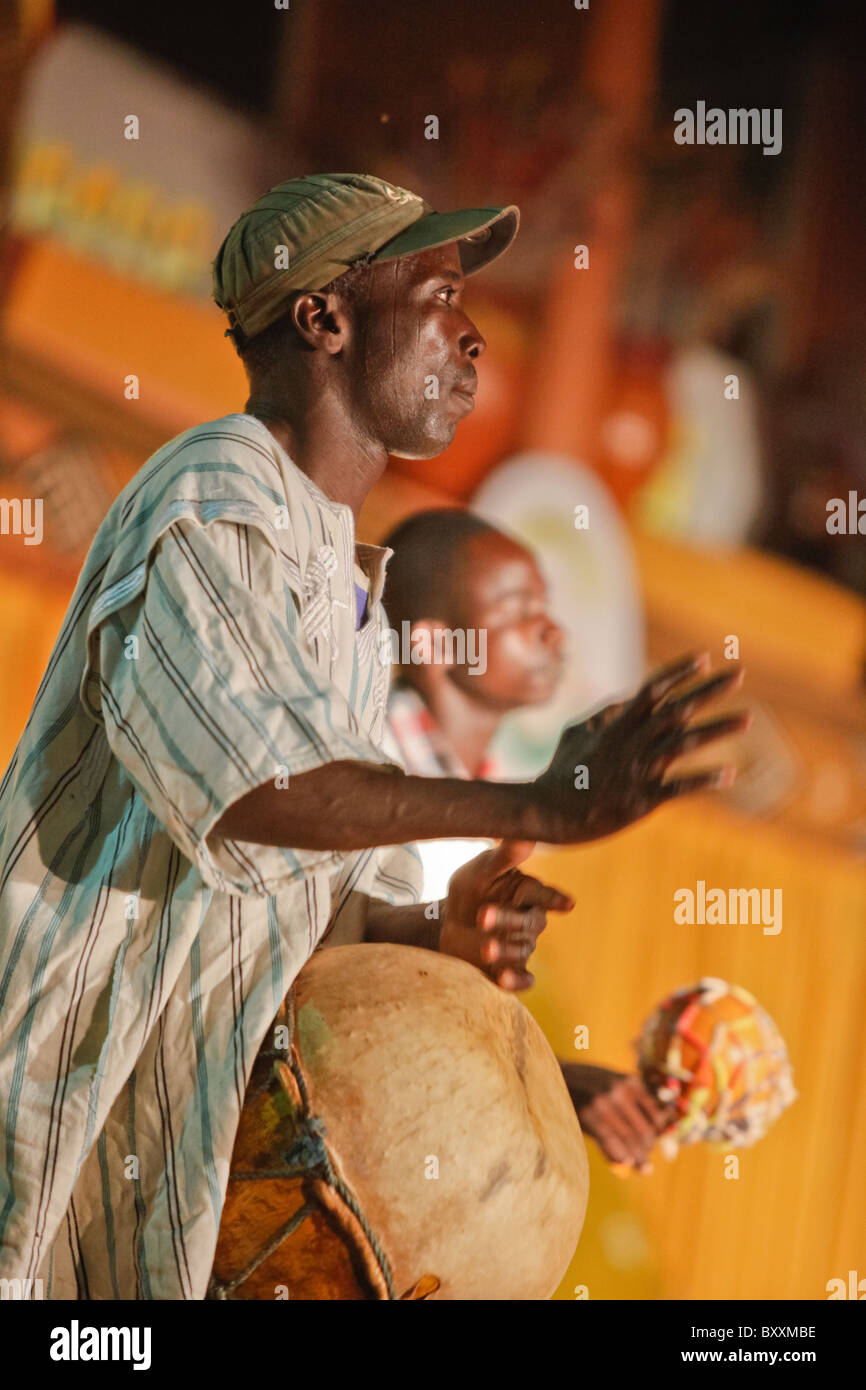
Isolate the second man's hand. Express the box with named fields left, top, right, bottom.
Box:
left=438, top=840, right=573, bottom=991
left=362, top=841, right=572, bottom=990
left=562, top=1063, right=677, bottom=1171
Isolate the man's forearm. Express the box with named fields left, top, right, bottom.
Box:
left=364, top=897, right=444, bottom=952
left=560, top=1062, right=624, bottom=1107
left=212, top=760, right=543, bottom=850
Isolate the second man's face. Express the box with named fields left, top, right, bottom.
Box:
left=449, top=532, right=566, bottom=710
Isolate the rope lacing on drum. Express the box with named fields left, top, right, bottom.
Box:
left=207, top=1006, right=398, bottom=1301
left=281, top=1048, right=398, bottom=1301
left=206, top=1199, right=317, bottom=1299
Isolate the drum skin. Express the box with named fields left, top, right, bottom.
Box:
left=212, top=943, right=589, bottom=1300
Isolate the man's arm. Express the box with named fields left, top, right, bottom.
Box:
left=213, top=760, right=540, bottom=848
left=212, top=655, right=747, bottom=851
left=364, top=897, right=444, bottom=952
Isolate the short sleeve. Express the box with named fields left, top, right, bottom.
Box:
left=366, top=842, right=424, bottom=905
left=329, top=840, right=424, bottom=910
left=318, top=842, right=425, bottom=950
left=91, top=517, right=400, bottom=894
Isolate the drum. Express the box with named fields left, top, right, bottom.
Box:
left=209, top=943, right=589, bottom=1300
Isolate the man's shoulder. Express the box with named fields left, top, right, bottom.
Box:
left=153, top=411, right=270, bottom=455
left=120, top=412, right=335, bottom=536
left=135, top=412, right=284, bottom=494
left=77, top=415, right=304, bottom=627
left=103, top=413, right=302, bottom=546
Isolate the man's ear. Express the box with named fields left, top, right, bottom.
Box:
left=291, top=291, right=349, bottom=354
left=409, top=619, right=455, bottom=672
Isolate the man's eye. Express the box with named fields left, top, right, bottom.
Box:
left=436, top=286, right=455, bottom=303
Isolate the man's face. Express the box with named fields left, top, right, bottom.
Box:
left=343, top=244, right=486, bottom=459
left=449, top=531, right=566, bottom=709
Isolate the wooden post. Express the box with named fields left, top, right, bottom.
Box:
left=781, top=20, right=866, bottom=374
left=522, top=0, right=662, bottom=463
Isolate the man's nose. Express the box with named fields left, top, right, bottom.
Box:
left=461, top=318, right=486, bottom=360
left=543, top=616, right=566, bottom=651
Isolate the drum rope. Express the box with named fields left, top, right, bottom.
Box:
left=209, top=995, right=398, bottom=1300
left=207, top=1201, right=316, bottom=1299
left=284, top=1046, right=398, bottom=1300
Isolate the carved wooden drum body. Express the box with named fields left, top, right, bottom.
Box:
left=210, top=944, right=589, bottom=1300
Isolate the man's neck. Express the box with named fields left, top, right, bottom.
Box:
left=246, top=397, right=388, bottom=522
left=415, top=677, right=503, bottom=779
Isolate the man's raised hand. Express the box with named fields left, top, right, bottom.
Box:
left=532, top=653, right=750, bottom=845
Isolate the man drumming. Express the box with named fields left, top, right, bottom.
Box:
left=0, top=173, right=745, bottom=1298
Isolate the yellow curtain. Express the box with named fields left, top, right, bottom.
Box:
left=525, top=799, right=866, bottom=1300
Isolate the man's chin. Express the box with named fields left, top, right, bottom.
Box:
left=388, top=426, right=458, bottom=462
left=524, top=671, right=564, bottom=704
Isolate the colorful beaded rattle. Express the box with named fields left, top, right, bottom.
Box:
left=614, top=977, right=797, bottom=1172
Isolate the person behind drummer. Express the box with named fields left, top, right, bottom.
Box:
left=377, top=508, right=677, bottom=1172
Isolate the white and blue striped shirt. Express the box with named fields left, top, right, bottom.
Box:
left=0, top=413, right=421, bottom=1299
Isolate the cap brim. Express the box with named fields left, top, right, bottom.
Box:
left=371, top=205, right=519, bottom=276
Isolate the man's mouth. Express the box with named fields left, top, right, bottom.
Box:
left=532, top=656, right=565, bottom=685
left=451, top=379, right=477, bottom=411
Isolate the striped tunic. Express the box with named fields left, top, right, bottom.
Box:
left=0, top=413, right=421, bottom=1299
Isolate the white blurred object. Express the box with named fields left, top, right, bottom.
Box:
left=635, top=343, right=763, bottom=546
left=473, top=452, right=646, bottom=779
left=415, top=838, right=493, bottom=904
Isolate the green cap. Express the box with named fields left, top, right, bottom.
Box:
left=212, top=172, right=519, bottom=343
